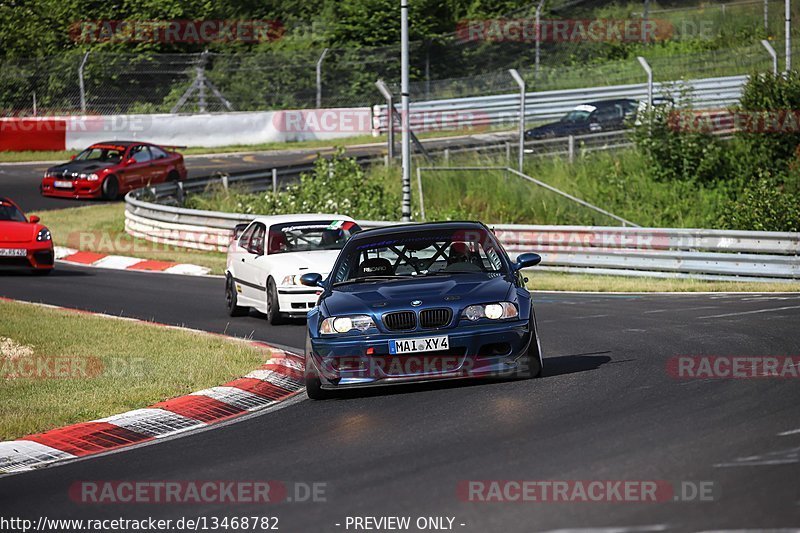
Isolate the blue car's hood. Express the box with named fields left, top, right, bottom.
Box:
left=323, top=273, right=513, bottom=316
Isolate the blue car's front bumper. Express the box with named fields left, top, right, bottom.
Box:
left=307, top=319, right=535, bottom=389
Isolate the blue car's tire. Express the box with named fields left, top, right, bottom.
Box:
left=517, top=317, right=543, bottom=379
left=305, top=334, right=332, bottom=400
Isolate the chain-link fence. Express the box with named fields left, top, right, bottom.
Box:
left=0, top=0, right=796, bottom=116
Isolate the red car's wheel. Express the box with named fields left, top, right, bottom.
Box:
left=101, top=175, right=119, bottom=200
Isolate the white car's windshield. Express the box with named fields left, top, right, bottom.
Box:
left=267, top=220, right=360, bottom=255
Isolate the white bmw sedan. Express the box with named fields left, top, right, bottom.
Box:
left=225, top=214, right=361, bottom=324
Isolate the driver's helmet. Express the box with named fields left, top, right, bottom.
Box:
left=448, top=242, right=471, bottom=264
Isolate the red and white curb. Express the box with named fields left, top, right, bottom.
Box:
left=54, top=246, right=211, bottom=276
left=0, top=300, right=305, bottom=475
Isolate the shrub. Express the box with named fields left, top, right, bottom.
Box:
left=187, top=148, right=401, bottom=220
left=718, top=177, right=800, bottom=231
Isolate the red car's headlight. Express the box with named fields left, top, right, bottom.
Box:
left=36, top=228, right=52, bottom=242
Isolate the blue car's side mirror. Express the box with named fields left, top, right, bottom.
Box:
left=513, top=253, right=541, bottom=271
left=300, top=272, right=325, bottom=287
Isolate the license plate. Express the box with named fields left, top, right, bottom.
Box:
left=54, top=180, right=73, bottom=188
left=0, top=248, right=26, bottom=257
left=389, top=335, right=449, bottom=355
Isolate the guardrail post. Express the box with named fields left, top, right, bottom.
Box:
left=568, top=135, right=575, bottom=163
left=443, top=148, right=450, bottom=164
left=505, top=142, right=511, bottom=165
left=272, top=168, right=278, bottom=193
left=221, top=175, right=228, bottom=190
left=176, top=181, right=185, bottom=205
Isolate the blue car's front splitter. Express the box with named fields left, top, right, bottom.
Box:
left=308, top=320, right=533, bottom=389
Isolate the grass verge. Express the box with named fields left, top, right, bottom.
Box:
left=0, top=299, right=268, bottom=440
left=528, top=271, right=800, bottom=293
left=33, top=203, right=228, bottom=275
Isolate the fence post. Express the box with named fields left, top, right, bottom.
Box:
left=508, top=69, right=526, bottom=172
left=416, top=166, right=426, bottom=221
left=221, top=175, right=228, bottom=190
left=535, top=1, right=545, bottom=79
left=272, top=168, right=278, bottom=193
left=375, top=80, right=395, bottom=162
left=637, top=56, right=653, bottom=111
left=765, top=0, right=769, bottom=33
left=443, top=148, right=450, bottom=164
left=316, top=48, right=329, bottom=108
left=197, top=51, right=208, bottom=113
left=505, top=142, right=511, bottom=165
left=786, top=0, right=792, bottom=73
left=762, top=39, right=779, bottom=75
left=32, top=92, right=37, bottom=116
left=78, top=51, right=90, bottom=113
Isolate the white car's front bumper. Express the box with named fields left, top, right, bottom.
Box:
left=277, top=286, right=323, bottom=315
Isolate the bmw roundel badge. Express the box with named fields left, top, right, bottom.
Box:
left=411, top=300, right=422, bottom=306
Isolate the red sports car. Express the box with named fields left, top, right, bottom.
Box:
left=0, top=197, right=54, bottom=274
left=41, top=141, right=188, bottom=200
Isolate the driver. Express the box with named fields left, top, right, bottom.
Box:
left=447, top=242, right=471, bottom=265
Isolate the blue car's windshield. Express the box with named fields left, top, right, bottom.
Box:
left=332, top=228, right=507, bottom=285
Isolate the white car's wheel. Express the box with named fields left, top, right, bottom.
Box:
left=226, top=275, right=248, bottom=317
left=266, top=277, right=286, bottom=325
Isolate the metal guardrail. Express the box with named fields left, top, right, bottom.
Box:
left=373, top=75, right=747, bottom=133
left=126, top=185, right=800, bottom=283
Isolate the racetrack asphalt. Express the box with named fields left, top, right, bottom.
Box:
left=0, top=132, right=512, bottom=212
left=0, top=263, right=799, bottom=531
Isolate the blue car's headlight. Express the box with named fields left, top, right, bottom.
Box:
left=463, top=302, right=518, bottom=321
left=320, top=315, right=375, bottom=334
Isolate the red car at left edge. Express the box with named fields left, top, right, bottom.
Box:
left=41, top=141, right=188, bottom=200
left=0, top=197, right=54, bottom=274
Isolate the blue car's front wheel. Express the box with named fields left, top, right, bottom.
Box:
left=305, top=333, right=332, bottom=400
left=516, top=316, right=543, bottom=379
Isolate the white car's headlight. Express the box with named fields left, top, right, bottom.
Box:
left=463, top=302, right=518, bottom=321
left=281, top=275, right=298, bottom=286
left=320, top=315, right=375, bottom=334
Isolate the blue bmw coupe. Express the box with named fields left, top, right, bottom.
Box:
left=299, top=221, right=543, bottom=399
